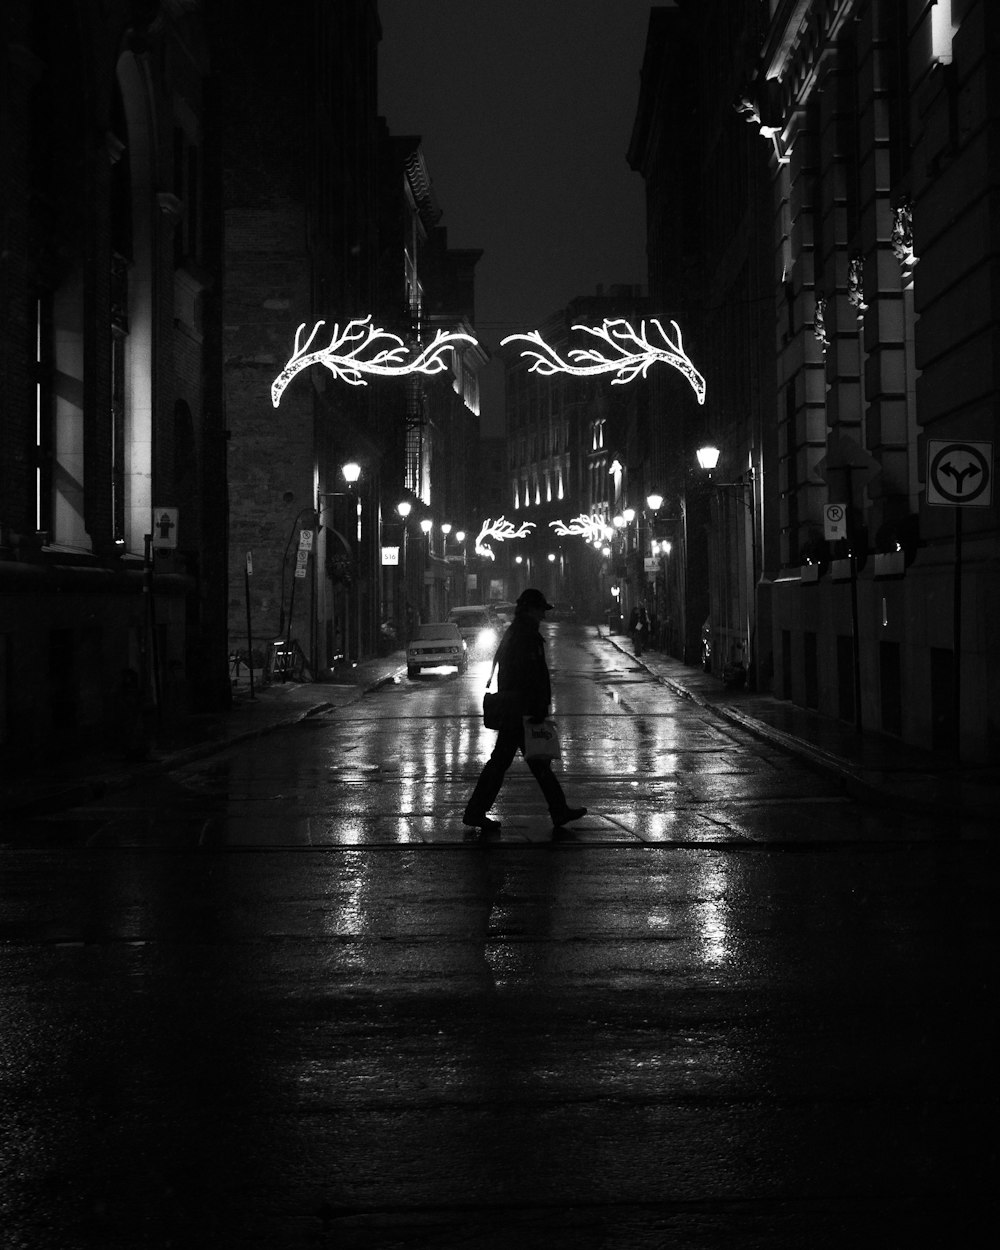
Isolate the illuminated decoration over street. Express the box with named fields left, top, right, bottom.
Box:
left=501, top=318, right=706, bottom=400
left=271, top=317, right=477, bottom=406
left=475, top=516, right=535, bottom=560
left=550, top=514, right=614, bottom=544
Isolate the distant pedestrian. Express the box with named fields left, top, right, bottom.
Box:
left=463, top=588, right=587, bottom=836
left=628, top=604, right=649, bottom=657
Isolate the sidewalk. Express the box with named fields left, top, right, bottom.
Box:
left=1, top=653, right=406, bottom=821
left=599, top=628, right=997, bottom=824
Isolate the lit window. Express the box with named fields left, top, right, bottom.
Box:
left=932, top=0, right=955, bottom=64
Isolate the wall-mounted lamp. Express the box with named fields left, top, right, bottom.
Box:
left=397, top=500, right=412, bottom=519
left=646, top=493, right=664, bottom=511
left=342, top=461, right=361, bottom=485
left=696, top=445, right=721, bottom=472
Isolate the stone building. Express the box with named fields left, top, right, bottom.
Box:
left=218, top=3, right=486, bottom=669
left=0, top=0, right=226, bottom=766
left=631, top=0, right=999, bottom=760
left=502, top=287, right=655, bottom=622
left=216, top=0, right=384, bottom=676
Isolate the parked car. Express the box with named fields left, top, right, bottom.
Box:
left=447, top=605, right=502, bottom=658
left=406, top=622, right=468, bottom=678
left=548, top=602, right=577, bottom=622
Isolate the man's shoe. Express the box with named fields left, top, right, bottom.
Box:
left=464, top=814, right=501, bottom=835
left=552, top=806, right=587, bottom=828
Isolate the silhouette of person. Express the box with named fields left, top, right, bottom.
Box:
left=463, top=588, right=586, bottom=836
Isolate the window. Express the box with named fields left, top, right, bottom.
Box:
left=931, top=0, right=955, bottom=64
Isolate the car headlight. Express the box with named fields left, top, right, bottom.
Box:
left=477, top=628, right=497, bottom=649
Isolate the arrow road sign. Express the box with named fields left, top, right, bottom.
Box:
left=927, top=440, right=993, bottom=507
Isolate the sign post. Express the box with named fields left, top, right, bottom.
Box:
left=926, top=439, right=993, bottom=760
left=244, top=551, right=255, bottom=700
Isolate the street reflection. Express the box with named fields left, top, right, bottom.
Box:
left=691, top=852, right=731, bottom=967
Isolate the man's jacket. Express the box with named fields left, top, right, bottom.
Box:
left=495, top=611, right=550, bottom=722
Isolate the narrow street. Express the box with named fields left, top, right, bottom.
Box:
left=2, top=626, right=996, bottom=1248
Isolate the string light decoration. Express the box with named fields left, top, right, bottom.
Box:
left=475, top=516, right=535, bottom=560
left=549, top=514, right=614, bottom=545
left=271, top=316, right=477, bottom=406
left=501, top=318, right=706, bottom=400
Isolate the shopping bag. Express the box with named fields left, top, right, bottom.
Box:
left=522, top=717, right=560, bottom=760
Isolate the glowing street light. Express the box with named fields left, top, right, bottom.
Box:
left=696, top=445, right=721, bottom=472
left=647, top=493, right=664, bottom=511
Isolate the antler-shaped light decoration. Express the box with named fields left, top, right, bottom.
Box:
left=475, top=516, right=535, bottom=561
left=501, top=317, right=706, bottom=401
left=271, top=316, right=478, bottom=407
left=549, top=515, right=614, bottom=544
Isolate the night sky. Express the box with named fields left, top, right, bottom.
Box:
left=378, top=0, right=662, bottom=430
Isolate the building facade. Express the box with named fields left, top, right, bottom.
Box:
left=502, top=287, right=658, bottom=622
left=1, top=0, right=226, bottom=767
left=632, top=0, right=999, bottom=761
left=219, top=5, right=487, bottom=670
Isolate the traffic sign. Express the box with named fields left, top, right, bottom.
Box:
left=927, top=440, right=993, bottom=507
left=823, top=503, right=847, bottom=540
left=151, top=507, right=179, bottom=549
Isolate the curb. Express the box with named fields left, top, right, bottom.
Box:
left=599, top=632, right=992, bottom=821
left=601, top=632, right=877, bottom=792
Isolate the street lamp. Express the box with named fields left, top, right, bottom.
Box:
left=696, top=445, right=721, bottom=472
left=419, top=518, right=433, bottom=620
left=397, top=501, right=412, bottom=642
left=315, top=461, right=364, bottom=665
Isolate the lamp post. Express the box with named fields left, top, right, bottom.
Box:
left=342, top=462, right=362, bottom=659
left=397, top=500, right=411, bottom=642
left=420, top=517, right=433, bottom=621
left=441, top=522, right=453, bottom=612
left=696, top=445, right=757, bottom=689
left=455, top=530, right=467, bottom=605
left=316, top=461, right=363, bottom=667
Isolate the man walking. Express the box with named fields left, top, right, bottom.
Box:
left=463, top=588, right=587, bottom=835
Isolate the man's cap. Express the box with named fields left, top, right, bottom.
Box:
left=516, top=588, right=554, bottom=611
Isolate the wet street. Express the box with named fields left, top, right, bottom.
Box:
left=1, top=626, right=996, bottom=1248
